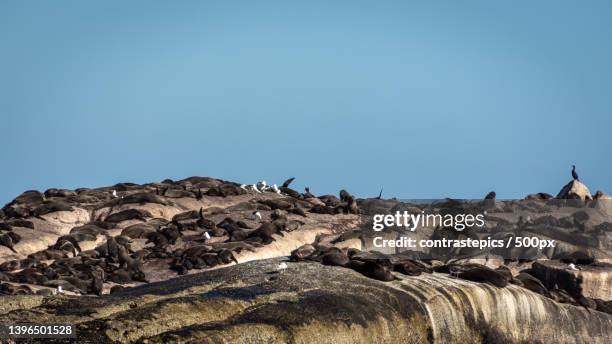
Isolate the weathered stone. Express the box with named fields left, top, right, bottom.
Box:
left=557, top=180, right=593, bottom=200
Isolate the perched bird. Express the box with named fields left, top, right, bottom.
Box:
left=203, top=232, right=211, bottom=241
left=376, top=188, right=383, bottom=199
left=57, top=285, right=64, bottom=294
left=253, top=211, right=262, bottom=221
left=257, top=180, right=268, bottom=191
left=572, top=165, right=579, bottom=181
left=112, top=190, right=118, bottom=198
left=271, top=184, right=281, bottom=194
left=568, top=263, right=580, bottom=271
left=484, top=191, right=496, bottom=200
left=251, top=184, right=261, bottom=193
left=240, top=184, right=249, bottom=191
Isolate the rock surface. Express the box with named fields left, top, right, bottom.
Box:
left=1, top=259, right=610, bottom=343
left=557, top=180, right=593, bottom=200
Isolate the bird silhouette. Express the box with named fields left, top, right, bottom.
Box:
left=572, top=165, right=579, bottom=181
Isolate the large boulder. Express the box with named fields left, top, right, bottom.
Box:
left=530, top=260, right=612, bottom=301
left=1, top=259, right=609, bottom=343
left=557, top=180, right=592, bottom=200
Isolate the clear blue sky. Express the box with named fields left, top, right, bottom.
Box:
left=1, top=1, right=611, bottom=204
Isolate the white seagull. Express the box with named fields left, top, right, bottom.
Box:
left=203, top=231, right=211, bottom=241
left=568, top=263, right=580, bottom=271
left=257, top=180, right=268, bottom=191
left=112, top=190, right=118, bottom=198
left=271, top=184, right=281, bottom=194
left=57, top=285, right=64, bottom=294
left=240, top=184, right=249, bottom=192
left=253, top=211, right=262, bottom=221
left=251, top=184, right=262, bottom=193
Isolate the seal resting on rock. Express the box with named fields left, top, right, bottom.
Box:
left=452, top=264, right=509, bottom=288
left=348, top=260, right=396, bottom=281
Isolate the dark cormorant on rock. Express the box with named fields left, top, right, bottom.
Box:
left=572, top=165, right=579, bottom=181
left=484, top=191, right=496, bottom=200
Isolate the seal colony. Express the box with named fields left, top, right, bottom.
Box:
left=0, top=174, right=611, bottom=318
left=0, top=176, right=364, bottom=296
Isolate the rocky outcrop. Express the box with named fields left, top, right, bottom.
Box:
left=531, top=260, right=612, bottom=300
left=0, top=259, right=609, bottom=343
left=557, top=180, right=593, bottom=200
left=1, top=176, right=611, bottom=343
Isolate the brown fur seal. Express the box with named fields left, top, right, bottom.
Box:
left=322, top=252, right=350, bottom=267
left=303, top=187, right=315, bottom=199
left=281, top=177, right=295, bottom=188
left=89, top=267, right=104, bottom=296
left=346, top=196, right=359, bottom=214
left=453, top=264, right=509, bottom=288
left=339, top=189, right=350, bottom=202
left=32, top=201, right=73, bottom=216
left=484, top=191, right=496, bottom=200
left=105, top=209, right=152, bottom=223
left=348, top=260, right=396, bottom=281
left=279, top=187, right=301, bottom=199
left=289, top=244, right=317, bottom=261
left=0, top=233, right=18, bottom=253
